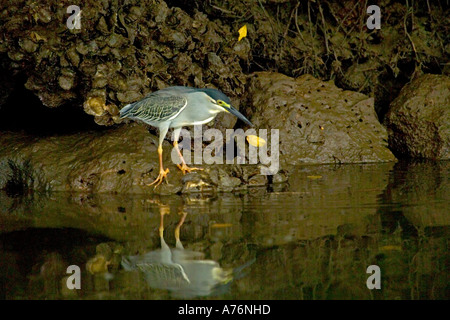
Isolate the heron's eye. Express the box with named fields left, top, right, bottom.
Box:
left=217, top=100, right=228, bottom=107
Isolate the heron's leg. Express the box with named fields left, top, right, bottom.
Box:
left=158, top=205, right=171, bottom=252
left=159, top=205, right=170, bottom=238
left=148, top=145, right=170, bottom=188
left=172, top=127, right=203, bottom=175
left=148, top=127, right=170, bottom=188
left=174, top=210, right=187, bottom=249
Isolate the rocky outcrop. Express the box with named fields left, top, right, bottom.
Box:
left=1, top=0, right=447, bottom=126
left=385, top=74, right=450, bottom=159
left=0, top=0, right=248, bottom=126
left=0, top=123, right=287, bottom=195
left=245, top=72, right=397, bottom=165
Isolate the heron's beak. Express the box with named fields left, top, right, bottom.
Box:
left=223, top=103, right=253, bottom=127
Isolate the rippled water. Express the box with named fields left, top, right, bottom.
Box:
left=0, top=161, right=448, bottom=299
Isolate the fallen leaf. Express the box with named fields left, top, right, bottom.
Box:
left=246, top=135, right=266, bottom=147
left=30, top=31, right=47, bottom=42
left=380, top=245, right=402, bottom=251
left=211, top=223, right=233, bottom=228
left=307, top=175, right=322, bottom=179
left=238, top=25, right=247, bottom=41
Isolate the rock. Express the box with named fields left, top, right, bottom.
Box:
left=83, top=95, right=106, bottom=116
left=58, top=68, right=76, bottom=90
left=245, top=72, right=396, bottom=165
left=37, top=7, right=52, bottom=24
left=248, top=174, right=267, bottom=187
left=0, top=124, right=282, bottom=195
left=272, top=171, right=288, bottom=184
left=116, top=91, right=142, bottom=103
left=385, top=74, right=450, bottom=159
left=19, top=38, right=39, bottom=53
left=218, top=174, right=241, bottom=191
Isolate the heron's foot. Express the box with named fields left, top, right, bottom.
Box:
left=148, top=168, right=170, bottom=189
left=177, top=164, right=203, bottom=175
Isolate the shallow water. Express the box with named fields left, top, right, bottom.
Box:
left=0, top=161, right=448, bottom=300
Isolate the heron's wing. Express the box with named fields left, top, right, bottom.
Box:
left=120, top=92, right=187, bottom=123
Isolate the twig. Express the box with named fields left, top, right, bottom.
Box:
left=210, top=5, right=235, bottom=15
left=278, top=3, right=300, bottom=60
left=333, top=1, right=361, bottom=36
left=404, top=0, right=419, bottom=62
left=318, top=1, right=330, bottom=55
left=294, top=3, right=305, bottom=44
left=257, top=0, right=278, bottom=44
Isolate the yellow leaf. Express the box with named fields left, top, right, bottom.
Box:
left=30, top=31, right=47, bottom=42
left=307, top=175, right=322, bottom=180
left=380, top=245, right=402, bottom=251
left=246, top=135, right=266, bottom=147
left=211, top=223, right=233, bottom=228
left=238, top=25, right=247, bottom=41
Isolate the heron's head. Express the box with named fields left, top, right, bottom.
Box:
left=200, top=88, right=253, bottom=127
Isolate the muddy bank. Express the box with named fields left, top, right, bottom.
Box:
left=0, top=123, right=290, bottom=195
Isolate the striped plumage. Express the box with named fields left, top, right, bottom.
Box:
left=119, top=91, right=187, bottom=125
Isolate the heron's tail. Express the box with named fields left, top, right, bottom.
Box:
left=119, top=103, right=134, bottom=119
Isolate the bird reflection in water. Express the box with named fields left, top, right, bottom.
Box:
left=121, top=202, right=254, bottom=298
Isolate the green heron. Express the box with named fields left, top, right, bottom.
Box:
left=120, top=86, right=253, bottom=188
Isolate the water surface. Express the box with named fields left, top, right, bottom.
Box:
left=0, top=161, right=448, bottom=299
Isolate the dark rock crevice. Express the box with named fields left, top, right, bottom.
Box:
left=0, top=77, right=104, bottom=135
